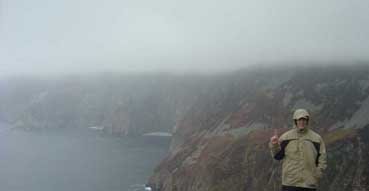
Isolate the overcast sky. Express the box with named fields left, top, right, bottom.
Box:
left=1, top=0, right=369, bottom=76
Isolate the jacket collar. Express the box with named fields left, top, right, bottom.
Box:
left=293, top=125, right=308, bottom=135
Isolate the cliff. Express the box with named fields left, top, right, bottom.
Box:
left=148, top=65, right=369, bottom=191
left=0, top=73, right=206, bottom=136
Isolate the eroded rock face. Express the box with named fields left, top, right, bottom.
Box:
left=149, top=65, right=369, bottom=191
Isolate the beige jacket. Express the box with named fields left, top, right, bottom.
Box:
left=269, top=127, right=327, bottom=189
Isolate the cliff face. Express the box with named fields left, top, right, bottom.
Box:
left=148, top=65, right=369, bottom=191
left=0, top=73, right=206, bottom=136
left=2, top=65, right=369, bottom=190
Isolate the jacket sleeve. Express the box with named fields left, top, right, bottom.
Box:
left=269, top=136, right=288, bottom=160
left=317, top=138, right=327, bottom=176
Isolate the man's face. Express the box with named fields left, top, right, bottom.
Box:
left=296, top=118, right=308, bottom=129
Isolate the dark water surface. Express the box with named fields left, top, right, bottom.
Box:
left=0, top=126, right=169, bottom=191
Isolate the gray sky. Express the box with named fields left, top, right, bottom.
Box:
left=1, top=0, right=369, bottom=76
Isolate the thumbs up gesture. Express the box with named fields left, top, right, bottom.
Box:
left=270, top=129, right=279, bottom=145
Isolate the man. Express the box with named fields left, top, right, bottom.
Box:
left=269, top=109, right=327, bottom=191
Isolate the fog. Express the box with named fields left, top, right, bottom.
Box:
left=1, top=1, right=369, bottom=190
left=1, top=0, right=369, bottom=76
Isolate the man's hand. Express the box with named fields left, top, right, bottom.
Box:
left=270, top=129, right=279, bottom=145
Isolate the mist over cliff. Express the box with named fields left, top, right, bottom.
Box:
left=1, top=64, right=369, bottom=191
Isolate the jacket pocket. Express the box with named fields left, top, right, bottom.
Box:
left=282, top=159, right=300, bottom=185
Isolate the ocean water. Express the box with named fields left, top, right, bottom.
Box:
left=0, top=126, right=170, bottom=191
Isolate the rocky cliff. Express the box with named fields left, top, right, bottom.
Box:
left=1, top=65, right=369, bottom=190
left=0, top=73, right=207, bottom=136
left=148, top=65, right=369, bottom=191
